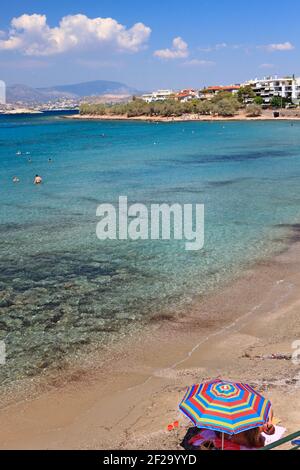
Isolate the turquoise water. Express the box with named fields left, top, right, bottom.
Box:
left=1, top=113, right=300, bottom=381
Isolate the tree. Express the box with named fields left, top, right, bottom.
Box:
left=211, top=91, right=234, bottom=103
left=270, top=96, right=285, bottom=108
left=79, top=103, right=107, bottom=115
left=254, top=96, right=264, bottom=105
left=197, top=100, right=212, bottom=115
left=79, top=94, right=242, bottom=118
left=213, top=98, right=238, bottom=117
left=183, top=99, right=199, bottom=114
left=245, top=104, right=262, bottom=117
left=237, top=85, right=256, bottom=104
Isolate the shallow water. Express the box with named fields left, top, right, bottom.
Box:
left=1, top=113, right=300, bottom=381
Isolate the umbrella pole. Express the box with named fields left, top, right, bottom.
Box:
left=222, top=432, right=224, bottom=450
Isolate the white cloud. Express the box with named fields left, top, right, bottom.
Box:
left=199, top=43, right=228, bottom=52
left=215, top=42, right=227, bottom=50
left=183, top=59, right=215, bottom=67
left=154, top=37, right=189, bottom=59
left=0, top=13, right=151, bottom=56
left=262, top=41, right=295, bottom=52
left=259, top=63, right=275, bottom=69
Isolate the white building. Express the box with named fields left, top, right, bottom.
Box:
left=0, top=80, right=6, bottom=105
left=176, top=89, right=199, bottom=102
left=243, top=76, right=300, bottom=105
left=141, top=89, right=174, bottom=103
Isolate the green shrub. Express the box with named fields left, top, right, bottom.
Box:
left=245, top=104, right=262, bottom=117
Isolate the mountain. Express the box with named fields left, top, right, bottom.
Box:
left=6, top=80, right=139, bottom=104
left=6, top=84, right=49, bottom=104
left=39, top=80, right=138, bottom=98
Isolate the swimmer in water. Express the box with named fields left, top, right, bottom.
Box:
left=13, top=176, right=20, bottom=183
left=34, top=174, right=42, bottom=185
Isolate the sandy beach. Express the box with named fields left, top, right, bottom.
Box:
left=0, top=232, right=299, bottom=450
left=67, top=109, right=300, bottom=123
left=2, top=0, right=300, bottom=456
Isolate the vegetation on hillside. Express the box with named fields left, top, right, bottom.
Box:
left=80, top=92, right=242, bottom=118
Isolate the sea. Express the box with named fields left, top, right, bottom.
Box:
left=1, top=111, right=300, bottom=383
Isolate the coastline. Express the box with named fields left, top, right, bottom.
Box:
left=1, top=109, right=43, bottom=115
left=65, top=110, right=300, bottom=123
left=0, top=233, right=299, bottom=449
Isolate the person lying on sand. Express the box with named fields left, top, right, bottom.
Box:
left=181, top=409, right=275, bottom=451
left=182, top=424, right=275, bottom=451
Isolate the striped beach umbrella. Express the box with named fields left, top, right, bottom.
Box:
left=179, top=379, right=271, bottom=435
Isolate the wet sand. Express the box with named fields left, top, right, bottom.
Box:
left=0, top=237, right=300, bottom=449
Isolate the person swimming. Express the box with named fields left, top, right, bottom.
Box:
left=34, top=174, right=42, bottom=185
left=12, top=176, right=20, bottom=183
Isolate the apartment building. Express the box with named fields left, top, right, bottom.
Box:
left=141, top=89, right=174, bottom=103
left=243, top=76, right=300, bottom=105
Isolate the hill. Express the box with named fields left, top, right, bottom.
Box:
left=6, top=80, right=139, bottom=104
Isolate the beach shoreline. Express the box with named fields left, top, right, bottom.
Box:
left=65, top=110, right=300, bottom=123
left=0, top=233, right=299, bottom=449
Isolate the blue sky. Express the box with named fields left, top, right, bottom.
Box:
left=0, top=0, right=299, bottom=89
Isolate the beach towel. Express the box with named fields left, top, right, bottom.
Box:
left=262, top=426, right=286, bottom=446
left=181, top=427, right=265, bottom=451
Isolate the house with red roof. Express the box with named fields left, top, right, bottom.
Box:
left=176, top=89, right=198, bottom=102
left=201, top=85, right=240, bottom=99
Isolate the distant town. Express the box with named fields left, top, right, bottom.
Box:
left=1, top=75, right=300, bottom=114
left=0, top=99, right=80, bottom=115
left=140, top=75, right=300, bottom=107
